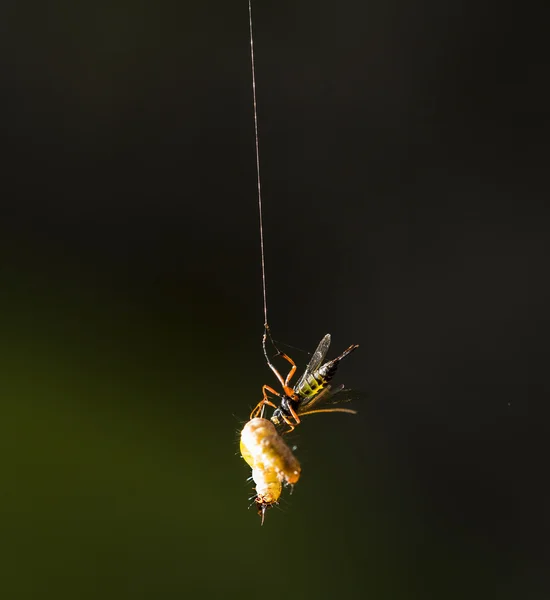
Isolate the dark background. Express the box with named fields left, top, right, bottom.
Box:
left=1, top=1, right=548, bottom=598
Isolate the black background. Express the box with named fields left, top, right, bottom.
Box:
left=1, top=1, right=548, bottom=598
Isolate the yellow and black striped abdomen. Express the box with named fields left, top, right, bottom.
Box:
left=293, top=342, right=359, bottom=402
left=295, top=370, right=330, bottom=399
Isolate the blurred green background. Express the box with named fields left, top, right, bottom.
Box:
left=2, top=253, right=534, bottom=600
left=1, top=0, right=547, bottom=598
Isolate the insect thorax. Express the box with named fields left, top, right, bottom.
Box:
left=271, top=394, right=298, bottom=426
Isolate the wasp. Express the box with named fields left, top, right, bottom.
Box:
left=251, top=332, right=359, bottom=432
left=240, top=417, right=301, bottom=523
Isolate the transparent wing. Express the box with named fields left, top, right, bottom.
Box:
left=293, top=334, right=331, bottom=391
left=296, top=384, right=360, bottom=414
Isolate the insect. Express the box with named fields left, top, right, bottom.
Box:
left=240, top=417, right=301, bottom=523
left=251, top=332, right=359, bottom=432
left=241, top=3, right=360, bottom=523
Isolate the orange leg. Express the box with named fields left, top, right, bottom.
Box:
left=284, top=404, right=301, bottom=432
left=275, top=403, right=302, bottom=433
left=250, top=385, right=280, bottom=419
left=263, top=333, right=287, bottom=389
left=262, top=329, right=298, bottom=398
left=279, top=353, right=297, bottom=390
left=277, top=413, right=295, bottom=432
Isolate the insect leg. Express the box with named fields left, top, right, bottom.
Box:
left=262, top=331, right=287, bottom=389
left=280, top=353, right=297, bottom=389
left=250, top=385, right=280, bottom=419
left=287, top=404, right=301, bottom=428
left=262, top=330, right=298, bottom=398
left=278, top=404, right=301, bottom=433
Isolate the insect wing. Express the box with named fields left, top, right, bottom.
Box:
left=296, top=384, right=356, bottom=414
left=293, top=334, right=331, bottom=391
